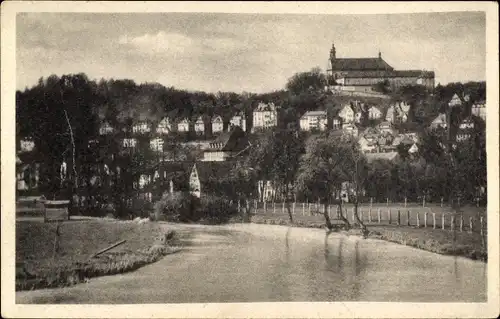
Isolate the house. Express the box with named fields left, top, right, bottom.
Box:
left=338, top=104, right=355, bottom=123
left=408, top=143, right=419, bottom=154
left=377, top=121, right=395, bottom=135
left=194, top=116, right=205, bottom=134
left=456, top=118, right=475, bottom=141
left=252, top=102, right=278, bottom=131
left=99, top=122, right=114, bottom=135
left=177, top=118, right=190, bottom=132
left=122, top=138, right=137, bottom=148
left=19, top=139, right=35, bottom=153
left=385, top=101, right=410, bottom=123
left=150, top=137, right=164, bottom=152
left=201, top=126, right=249, bottom=162
left=299, top=110, right=327, bottom=131
left=157, top=117, right=173, bottom=135
left=211, top=116, right=224, bottom=134
left=230, top=114, right=247, bottom=131
left=471, top=100, right=486, bottom=121
left=132, top=121, right=151, bottom=134
left=358, top=135, right=378, bottom=153
left=448, top=93, right=469, bottom=108
left=189, top=161, right=236, bottom=198
left=332, top=117, right=342, bottom=130
left=342, top=122, right=358, bottom=137
left=392, top=132, right=419, bottom=147
left=429, top=113, right=448, bottom=129
left=368, top=106, right=383, bottom=120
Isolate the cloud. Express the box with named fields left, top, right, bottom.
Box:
left=118, top=31, right=195, bottom=55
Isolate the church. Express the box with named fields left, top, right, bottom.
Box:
left=326, top=43, right=435, bottom=92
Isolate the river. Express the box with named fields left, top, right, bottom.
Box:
left=16, top=223, right=486, bottom=303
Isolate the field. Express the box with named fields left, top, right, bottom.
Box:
left=16, top=219, right=180, bottom=290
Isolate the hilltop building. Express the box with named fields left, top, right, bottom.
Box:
left=326, top=42, right=435, bottom=93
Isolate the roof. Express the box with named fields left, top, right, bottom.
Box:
left=336, top=69, right=435, bottom=79
left=206, top=126, right=248, bottom=152
left=365, top=151, right=400, bottom=163
left=193, top=161, right=237, bottom=185
left=431, top=113, right=447, bottom=124
left=255, top=102, right=277, bottom=112
left=301, top=110, right=327, bottom=118
left=331, top=58, right=394, bottom=71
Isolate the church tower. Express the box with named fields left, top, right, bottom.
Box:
left=329, top=42, right=336, bottom=62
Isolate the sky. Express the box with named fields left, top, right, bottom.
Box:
left=16, top=11, right=486, bottom=93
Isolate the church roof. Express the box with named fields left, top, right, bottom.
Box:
left=331, top=58, right=394, bottom=72
left=206, top=126, right=248, bottom=152
left=336, top=70, right=435, bottom=79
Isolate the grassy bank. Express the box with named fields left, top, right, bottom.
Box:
left=16, top=219, right=180, bottom=291
left=250, top=215, right=487, bottom=262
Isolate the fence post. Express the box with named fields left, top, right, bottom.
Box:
left=360, top=210, right=364, bottom=222
left=480, top=216, right=484, bottom=236
left=397, top=210, right=401, bottom=226
left=273, top=201, right=276, bottom=214
left=432, top=213, right=436, bottom=229
left=459, top=214, right=463, bottom=232
left=451, top=215, right=455, bottom=231
left=386, top=197, right=389, bottom=207
left=254, top=199, right=258, bottom=211
left=308, top=203, right=312, bottom=216
left=416, top=212, right=420, bottom=227
left=469, top=217, right=473, bottom=234
left=441, top=197, right=444, bottom=207
left=237, top=199, right=241, bottom=213
left=264, top=201, right=267, bottom=213
left=423, top=212, right=427, bottom=228
left=377, top=208, right=381, bottom=224
left=404, top=197, right=407, bottom=208
left=368, top=208, right=372, bottom=223
left=442, top=213, right=445, bottom=230
left=370, top=197, right=373, bottom=208
left=282, top=201, right=285, bottom=214
left=292, top=202, right=296, bottom=215
left=388, top=209, right=392, bottom=224
left=407, top=210, right=411, bottom=226
left=351, top=207, right=355, bottom=223
left=302, top=202, right=305, bottom=216
left=423, top=195, right=426, bottom=208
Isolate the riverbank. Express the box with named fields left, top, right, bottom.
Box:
left=15, top=219, right=181, bottom=291
left=249, top=215, right=487, bottom=262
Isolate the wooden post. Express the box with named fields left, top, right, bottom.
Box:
left=388, top=209, right=392, bottom=224
left=442, top=213, right=445, bottom=230
left=273, top=201, right=275, bottom=214
left=368, top=208, right=372, bottom=223
left=264, top=201, right=267, bottom=213
left=302, top=202, right=305, bottom=216
left=441, top=197, right=444, bottom=207
left=423, top=212, right=427, bottom=228
left=238, top=199, right=241, bottom=213
left=450, top=215, right=455, bottom=231
left=292, top=202, right=296, bottom=215
left=386, top=197, right=389, bottom=207
left=432, top=213, right=436, bottom=229
left=246, top=199, right=250, bottom=213
left=308, top=203, right=311, bottom=216
left=351, top=207, right=355, bottom=223
left=254, top=199, right=258, bottom=211
left=282, top=201, right=285, bottom=214
left=377, top=208, right=381, bottom=224
left=423, top=195, right=426, bottom=208
left=469, top=217, right=473, bottom=234
left=407, top=210, right=411, bottom=226
left=459, top=215, right=463, bottom=232
left=397, top=210, right=401, bottom=226
left=480, top=216, right=484, bottom=236
left=416, top=212, right=420, bottom=227
left=370, top=197, right=373, bottom=208
left=404, top=197, right=407, bottom=208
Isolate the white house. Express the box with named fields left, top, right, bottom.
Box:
left=156, top=117, right=173, bottom=135
left=211, top=116, right=224, bottom=133
left=230, top=114, right=246, bottom=131
left=338, top=104, right=355, bottom=123
left=132, top=121, right=151, bottom=134
left=99, top=122, right=114, bottom=135
left=471, top=100, right=486, bottom=121
left=332, top=117, right=342, bottom=130
left=377, top=121, right=395, bottom=135
left=299, top=110, right=327, bottom=131
left=150, top=138, right=164, bottom=152
left=19, top=139, right=35, bottom=152
left=122, top=138, right=137, bottom=148
left=368, top=106, right=383, bottom=120
left=177, top=118, right=190, bottom=132
left=408, top=143, right=419, bottom=154
left=252, top=102, right=278, bottom=131
left=342, top=123, right=358, bottom=137
left=430, top=113, right=448, bottom=129
left=194, top=116, right=205, bottom=134
left=358, top=135, right=378, bottom=153
left=385, top=102, right=410, bottom=123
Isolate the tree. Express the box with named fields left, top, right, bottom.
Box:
left=247, top=127, right=303, bottom=222
left=285, top=67, right=327, bottom=95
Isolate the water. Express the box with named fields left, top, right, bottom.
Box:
left=16, top=223, right=487, bottom=303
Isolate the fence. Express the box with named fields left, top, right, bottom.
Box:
left=237, top=199, right=487, bottom=235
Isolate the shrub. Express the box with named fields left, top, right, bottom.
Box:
left=195, top=195, right=239, bottom=224
left=153, top=192, right=197, bottom=222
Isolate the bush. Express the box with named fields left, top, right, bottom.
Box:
left=195, top=195, right=239, bottom=224
left=153, top=192, right=197, bottom=222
